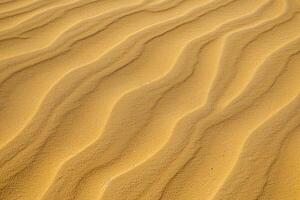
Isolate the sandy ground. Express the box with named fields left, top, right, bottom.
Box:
left=0, top=0, right=300, bottom=199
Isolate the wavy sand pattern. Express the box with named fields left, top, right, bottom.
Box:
left=0, top=0, right=300, bottom=199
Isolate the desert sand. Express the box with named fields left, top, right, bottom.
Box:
left=0, top=0, right=300, bottom=199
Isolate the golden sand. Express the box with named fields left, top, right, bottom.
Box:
left=0, top=0, right=300, bottom=199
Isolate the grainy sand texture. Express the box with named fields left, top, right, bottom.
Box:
left=0, top=0, right=300, bottom=199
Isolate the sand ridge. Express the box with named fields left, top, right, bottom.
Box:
left=0, top=0, right=300, bottom=199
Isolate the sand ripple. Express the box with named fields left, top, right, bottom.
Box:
left=0, top=0, right=300, bottom=199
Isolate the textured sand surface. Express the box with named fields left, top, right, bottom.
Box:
left=0, top=0, right=300, bottom=199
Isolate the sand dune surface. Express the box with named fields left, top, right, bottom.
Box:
left=0, top=0, right=300, bottom=199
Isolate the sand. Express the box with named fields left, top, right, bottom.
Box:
left=0, top=0, right=300, bottom=199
